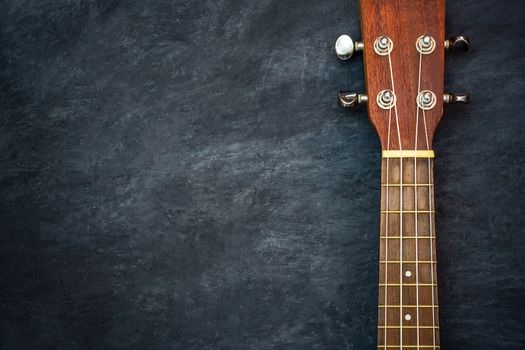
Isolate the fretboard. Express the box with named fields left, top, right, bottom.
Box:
left=377, top=155, right=440, bottom=349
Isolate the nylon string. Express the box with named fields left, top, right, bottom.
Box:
left=414, top=49, right=423, bottom=348
left=422, top=108, right=437, bottom=349
left=383, top=107, right=392, bottom=350
left=386, top=47, right=404, bottom=348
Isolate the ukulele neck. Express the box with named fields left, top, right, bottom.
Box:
left=333, top=0, right=471, bottom=346
left=378, top=152, right=440, bottom=348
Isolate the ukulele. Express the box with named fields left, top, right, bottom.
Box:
left=335, top=1, right=470, bottom=348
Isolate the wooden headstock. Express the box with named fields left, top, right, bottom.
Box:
left=334, top=3, right=472, bottom=347
left=336, top=0, right=469, bottom=151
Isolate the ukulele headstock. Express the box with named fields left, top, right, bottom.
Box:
left=336, top=0, right=470, bottom=151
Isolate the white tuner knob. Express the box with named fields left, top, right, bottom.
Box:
left=335, top=35, right=363, bottom=60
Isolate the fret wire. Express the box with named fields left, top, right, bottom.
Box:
left=378, top=326, right=439, bottom=329
left=379, top=283, right=436, bottom=286
left=381, top=236, right=435, bottom=239
left=381, top=183, right=434, bottom=187
left=377, top=346, right=440, bottom=348
left=380, top=260, right=436, bottom=263
left=379, top=165, right=440, bottom=348
left=379, top=305, right=438, bottom=308
left=381, top=210, right=434, bottom=214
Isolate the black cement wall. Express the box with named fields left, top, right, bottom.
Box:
left=0, top=1, right=524, bottom=349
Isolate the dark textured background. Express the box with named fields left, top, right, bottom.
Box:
left=0, top=1, right=524, bottom=349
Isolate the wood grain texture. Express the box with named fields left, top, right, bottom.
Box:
left=359, top=2, right=445, bottom=346
left=379, top=158, right=439, bottom=348
left=359, top=0, right=445, bottom=150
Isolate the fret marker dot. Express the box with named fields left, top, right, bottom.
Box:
left=405, top=270, right=412, bottom=278
left=405, top=314, right=412, bottom=321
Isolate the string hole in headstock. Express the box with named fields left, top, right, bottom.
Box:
left=376, top=90, right=396, bottom=110
left=416, top=35, right=436, bottom=54
left=373, top=36, right=393, bottom=56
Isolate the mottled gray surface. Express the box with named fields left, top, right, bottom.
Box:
left=0, top=1, right=524, bottom=349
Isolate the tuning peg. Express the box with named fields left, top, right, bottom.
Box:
left=444, top=35, right=470, bottom=52
left=338, top=92, right=368, bottom=108
left=335, top=35, right=364, bottom=60
left=443, top=93, right=470, bottom=104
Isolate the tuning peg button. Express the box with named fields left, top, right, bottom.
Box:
left=444, top=93, right=470, bottom=104
left=445, top=35, right=470, bottom=52
left=338, top=92, right=368, bottom=108
left=335, top=35, right=364, bottom=60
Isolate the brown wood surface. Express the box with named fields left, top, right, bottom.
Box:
left=359, top=0, right=445, bottom=150
left=357, top=2, right=445, bottom=347
left=378, top=158, right=439, bottom=348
